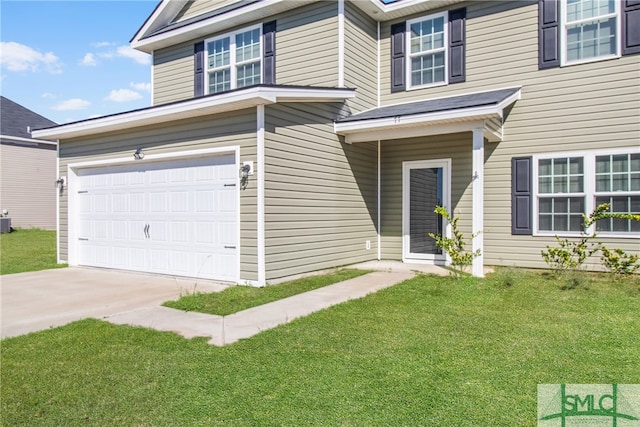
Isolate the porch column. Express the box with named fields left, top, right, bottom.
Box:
left=472, top=127, right=484, bottom=278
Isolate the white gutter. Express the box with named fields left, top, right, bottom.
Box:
left=0, top=134, right=58, bottom=146
left=33, top=86, right=355, bottom=141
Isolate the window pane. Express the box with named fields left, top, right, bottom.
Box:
left=570, top=197, right=584, bottom=213
left=554, top=176, right=568, bottom=193
left=596, top=174, right=610, bottom=192
left=631, top=173, right=640, bottom=192
left=569, top=215, right=584, bottom=231
left=236, top=28, right=260, bottom=63
left=540, top=198, right=552, bottom=213
left=555, top=197, right=568, bottom=213
left=596, top=155, right=610, bottom=173
left=208, top=69, right=230, bottom=93
left=612, top=174, right=628, bottom=191
left=565, top=17, right=617, bottom=61
left=570, top=176, right=583, bottom=192
left=410, top=17, right=445, bottom=54
left=539, top=215, right=552, bottom=231
left=208, top=38, right=230, bottom=69
left=631, top=154, right=640, bottom=172
left=539, top=177, right=552, bottom=193
left=570, top=157, right=583, bottom=174
left=236, top=62, right=260, bottom=88
left=539, top=159, right=552, bottom=176
left=554, top=158, right=568, bottom=175
left=612, top=154, right=628, bottom=173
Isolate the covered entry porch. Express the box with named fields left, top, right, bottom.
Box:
left=335, top=87, right=521, bottom=277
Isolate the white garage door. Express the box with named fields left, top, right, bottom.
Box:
left=75, top=154, right=238, bottom=281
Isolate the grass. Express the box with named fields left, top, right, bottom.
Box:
left=163, top=268, right=371, bottom=315
left=2, top=269, right=639, bottom=426
left=0, top=228, right=66, bottom=275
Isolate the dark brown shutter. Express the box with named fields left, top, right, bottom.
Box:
left=512, top=157, right=533, bottom=235
left=622, top=0, right=640, bottom=55
left=263, top=21, right=276, bottom=84
left=390, top=22, right=406, bottom=93
left=194, top=41, right=205, bottom=97
left=538, top=0, right=560, bottom=69
left=448, top=8, right=466, bottom=83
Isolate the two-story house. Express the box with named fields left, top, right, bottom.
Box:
left=33, top=0, right=640, bottom=285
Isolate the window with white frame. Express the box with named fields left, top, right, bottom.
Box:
left=535, top=150, right=640, bottom=235
left=408, top=12, right=447, bottom=89
left=564, top=0, right=619, bottom=64
left=206, top=26, right=261, bottom=94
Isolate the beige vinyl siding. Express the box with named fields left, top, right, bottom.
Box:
left=0, top=143, right=56, bottom=230
left=153, top=42, right=194, bottom=105
left=380, top=133, right=472, bottom=260
left=173, top=0, right=239, bottom=23
left=277, top=2, right=339, bottom=86
left=264, top=103, right=377, bottom=280
left=344, top=2, right=378, bottom=113
left=152, top=2, right=339, bottom=104
left=57, top=109, right=258, bottom=281
left=375, top=0, right=639, bottom=268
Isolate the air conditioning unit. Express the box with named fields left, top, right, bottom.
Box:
left=0, top=217, right=11, bottom=233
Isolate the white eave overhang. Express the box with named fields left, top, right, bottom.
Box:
left=131, top=0, right=465, bottom=54
left=32, top=86, right=355, bottom=141
left=335, top=88, right=521, bottom=144
left=0, top=134, right=57, bottom=146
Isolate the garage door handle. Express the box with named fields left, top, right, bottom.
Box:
left=144, top=224, right=150, bottom=239
left=79, top=238, right=89, bottom=241
left=224, top=245, right=236, bottom=249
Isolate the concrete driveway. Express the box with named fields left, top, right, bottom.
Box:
left=1, top=267, right=227, bottom=339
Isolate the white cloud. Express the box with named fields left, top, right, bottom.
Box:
left=0, top=41, right=62, bottom=73
left=115, top=45, right=150, bottom=65
left=80, top=53, right=97, bottom=66
left=41, top=92, right=56, bottom=99
left=105, top=89, right=142, bottom=102
left=52, top=98, right=91, bottom=111
left=130, top=82, right=151, bottom=92
left=92, top=42, right=113, bottom=48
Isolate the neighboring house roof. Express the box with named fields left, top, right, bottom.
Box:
left=336, top=87, right=521, bottom=123
left=1, top=96, right=57, bottom=142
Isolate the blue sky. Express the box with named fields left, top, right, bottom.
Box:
left=1, top=0, right=159, bottom=125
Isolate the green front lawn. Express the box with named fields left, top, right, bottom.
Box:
left=2, top=270, right=639, bottom=426
left=0, top=228, right=66, bottom=275
left=163, top=268, right=370, bottom=315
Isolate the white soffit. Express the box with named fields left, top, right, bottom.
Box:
left=32, top=86, right=355, bottom=141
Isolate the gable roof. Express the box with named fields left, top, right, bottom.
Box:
left=131, top=0, right=463, bottom=54
left=0, top=96, right=57, bottom=144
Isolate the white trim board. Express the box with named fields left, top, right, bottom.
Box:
left=33, top=86, right=356, bottom=141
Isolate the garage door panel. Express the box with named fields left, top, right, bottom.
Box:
left=75, top=154, right=238, bottom=281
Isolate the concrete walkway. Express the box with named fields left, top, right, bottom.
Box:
left=2, top=261, right=451, bottom=344
left=106, top=270, right=415, bottom=346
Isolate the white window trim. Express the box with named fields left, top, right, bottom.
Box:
left=205, top=24, right=262, bottom=94
left=533, top=147, right=640, bottom=239
left=560, top=0, right=621, bottom=67
left=402, top=158, right=452, bottom=264
left=406, top=12, right=449, bottom=91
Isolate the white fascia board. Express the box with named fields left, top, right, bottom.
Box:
left=132, top=0, right=313, bottom=54
left=357, top=0, right=465, bottom=20
left=0, top=134, right=58, bottom=146
left=335, top=104, right=502, bottom=136
left=32, top=87, right=355, bottom=141
left=130, top=0, right=188, bottom=47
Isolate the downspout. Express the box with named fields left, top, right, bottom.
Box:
left=338, top=0, right=345, bottom=87
left=377, top=140, right=381, bottom=261
left=257, top=105, right=266, bottom=286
